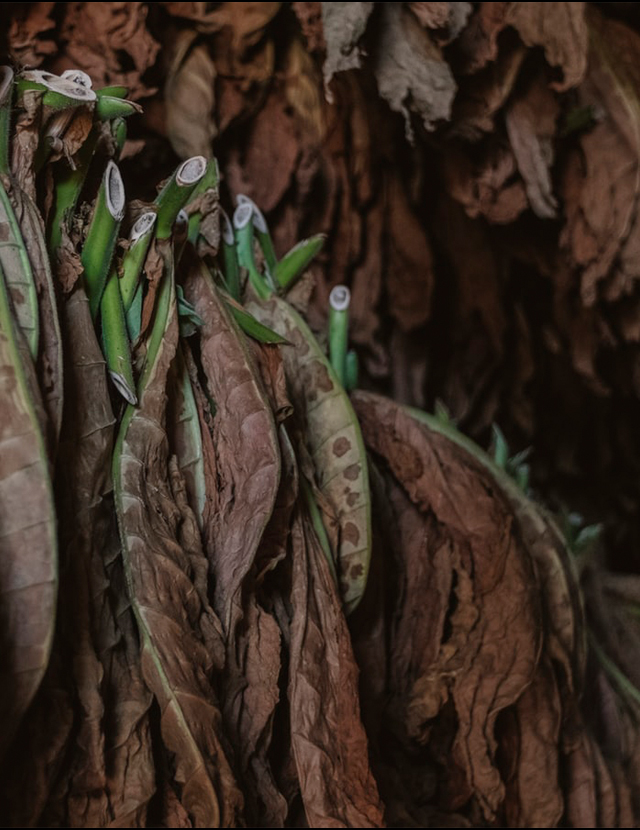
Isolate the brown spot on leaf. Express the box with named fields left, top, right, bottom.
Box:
left=346, top=491, right=359, bottom=507
left=333, top=436, right=351, bottom=457
left=343, top=521, right=360, bottom=546
left=344, top=463, right=361, bottom=481
left=350, top=563, right=364, bottom=579
left=313, top=360, right=334, bottom=392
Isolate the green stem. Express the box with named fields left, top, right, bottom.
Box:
left=186, top=157, right=219, bottom=244
left=345, top=349, right=359, bottom=391
left=328, top=285, right=350, bottom=387
left=119, top=211, right=157, bottom=312
left=155, top=156, right=207, bottom=239
left=81, top=160, right=125, bottom=319
left=237, top=194, right=277, bottom=278
left=0, top=66, right=14, bottom=176
left=47, top=128, right=98, bottom=258
left=274, top=234, right=325, bottom=291
left=100, top=268, right=137, bottom=405
left=233, top=202, right=271, bottom=300
left=220, top=209, right=240, bottom=301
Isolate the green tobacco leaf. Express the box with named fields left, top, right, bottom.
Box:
left=183, top=266, right=281, bottom=628
left=247, top=296, right=372, bottom=615
left=223, top=295, right=287, bottom=344
left=113, top=245, right=243, bottom=826
left=0, top=257, right=57, bottom=760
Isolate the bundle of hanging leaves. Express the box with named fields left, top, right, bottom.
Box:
left=2, top=65, right=640, bottom=829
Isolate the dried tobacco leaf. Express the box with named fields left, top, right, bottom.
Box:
left=0, top=252, right=57, bottom=760
left=287, top=509, right=385, bottom=827
left=54, top=2, right=160, bottom=100
left=114, top=248, right=243, bottom=827
left=183, top=266, right=280, bottom=626
left=353, top=391, right=544, bottom=821
left=322, top=2, right=374, bottom=94
left=247, top=295, right=371, bottom=614
left=373, top=2, right=456, bottom=139
left=183, top=267, right=285, bottom=823
left=42, top=285, right=154, bottom=826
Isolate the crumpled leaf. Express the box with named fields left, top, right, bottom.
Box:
left=408, top=2, right=471, bottom=43
left=561, top=11, right=640, bottom=307
left=505, top=71, right=560, bottom=219
left=287, top=509, right=385, bottom=827
left=321, top=2, right=374, bottom=95
left=114, top=249, right=243, bottom=827
left=374, top=3, right=456, bottom=139
left=507, top=1, right=588, bottom=91
left=7, top=2, right=57, bottom=67
left=0, top=255, right=57, bottom=761
left=248, top=295, right=372, bottom=614
left=55, top=2, right=160, bottom=99
left=353, top=391, right=544, bottom=821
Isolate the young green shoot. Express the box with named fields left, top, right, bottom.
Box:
left=81, top=160, right=125, bottom=319
left=328, top=285, right=350, bottom=387
left=233, top=202, right=271, bottom=300
left=100, top=268, right=137, bottom=405
left=220, top=209, right=240, bottom=301
left=186, top=157, right=219, bottom=244
left=274, top=234, right=325, bottom=291
left=155, top=155, right=207, bottom=239
left=96, top=96, right=141, bottom=121
left=237, top=194, right=278, bottom=280
left=119, top=211, right=157, bottom=312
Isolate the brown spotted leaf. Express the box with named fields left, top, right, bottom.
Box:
left=247, top=295, right=371, bottom=614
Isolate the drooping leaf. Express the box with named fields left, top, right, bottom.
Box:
left=183, top=265, right=281, bottom=627
left=113, top=245, right=243, bottom=827
left=42, top=284, right=155, bottom=826
left=286, top=509, right=385, bottom=827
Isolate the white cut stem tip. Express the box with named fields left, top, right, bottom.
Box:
left=177, top=156, right=207, bottom=186
left=105, top=161, right=125, bottom=221
left=329, top=285, right=351, bottom=312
